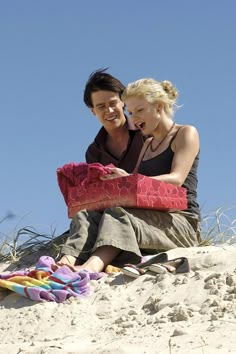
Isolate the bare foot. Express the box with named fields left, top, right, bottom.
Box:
left=51, top=263, right=77, bottom=272
left=51, top=255, right=77, bottom=272
left=51, top=263, right=93, bottom=273
left=53, top=246, right=120, bottom=273
left=59, top=255, right=76, bottom=266
left=54, top=255, right=104, bottom=273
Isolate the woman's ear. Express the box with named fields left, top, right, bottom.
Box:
left=156, top=102, right=164, bottom=113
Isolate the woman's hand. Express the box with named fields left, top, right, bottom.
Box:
left=101, top=167, right=130, bottom=180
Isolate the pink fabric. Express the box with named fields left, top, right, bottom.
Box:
left=57, top=162, right=114, bottom=203
left=57, top=162, right=187, bottom=218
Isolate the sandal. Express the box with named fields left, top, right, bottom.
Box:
left=149, top=257, right=190, bottom=274
left=122, top=264, right=149, bottom=278
left=121, top=252, right=168, bottom=278
left=136, top=252, right=168, bottom=269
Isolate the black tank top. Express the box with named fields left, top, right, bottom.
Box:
left=138, top=130, right=200, bottom=216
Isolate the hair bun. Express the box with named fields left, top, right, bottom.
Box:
left=161, top=80, right=178, bottom=100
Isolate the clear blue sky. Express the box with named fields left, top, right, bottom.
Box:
left=1, top=0, right=236, bottom=239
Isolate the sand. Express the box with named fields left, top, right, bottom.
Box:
left=1, top=244, right=236, bottom=354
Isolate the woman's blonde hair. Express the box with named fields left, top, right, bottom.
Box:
left=122, top=78, right=179, bottom=116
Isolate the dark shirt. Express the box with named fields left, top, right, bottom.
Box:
left=86, top=121, right=144, bottom=173
left=138, top=134, right=200, bottom=217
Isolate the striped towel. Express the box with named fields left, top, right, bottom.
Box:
left=0, top=256, right=104, bottom=303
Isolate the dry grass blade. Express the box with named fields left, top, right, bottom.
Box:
left=200, top=206, right=236, bottom=245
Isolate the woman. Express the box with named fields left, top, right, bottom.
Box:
left=58, top=78, right=201, bottom=273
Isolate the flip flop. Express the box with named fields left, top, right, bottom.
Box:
left=147, top=263, right=169, bottom=274
left=121, top=264, right=149, bottom=278
left=148, top=257, right=190, bottom=274
left=137, top=252, right=168, bottom=268
left=121, top=252, right=168, bottom=278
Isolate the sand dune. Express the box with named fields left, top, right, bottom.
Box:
left=1, top=244, right=236, bottom=354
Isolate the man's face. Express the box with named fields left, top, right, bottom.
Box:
left=90, top=91, right=126, bottom=131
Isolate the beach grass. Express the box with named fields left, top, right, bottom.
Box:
left=200, top=206, right=236, bottom=246
left=0, top=214, right=68, bottom=266
left=0, top=206, right=236, bottom=265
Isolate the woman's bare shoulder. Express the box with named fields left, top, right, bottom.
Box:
left=175, top=124, right=199, bottom=138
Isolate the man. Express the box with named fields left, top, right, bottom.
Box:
left=57, top=69, right=144, bottom=266
left=84, top=68, right=144, bottom=172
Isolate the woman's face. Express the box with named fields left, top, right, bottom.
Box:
left=125, top=96, right=160, bottom=135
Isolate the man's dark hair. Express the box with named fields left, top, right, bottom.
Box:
left=83, top=68, right=126, bottom=107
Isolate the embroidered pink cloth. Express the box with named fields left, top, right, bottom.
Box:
left=57, top=162, right=187, bottom=218
left=57, top=162, right=114, bottom=203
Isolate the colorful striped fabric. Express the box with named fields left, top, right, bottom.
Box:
left=0, top=256, right=104, bottom=303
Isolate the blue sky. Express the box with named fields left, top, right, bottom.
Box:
left=1, top=0, right=236, bottom=240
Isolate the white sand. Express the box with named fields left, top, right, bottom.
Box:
left=1, top=244, right=236, bottom=354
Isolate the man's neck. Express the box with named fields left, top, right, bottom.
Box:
left=107, top=121, right=128, bottom=140
left=105, top=121, right=130, bottom=158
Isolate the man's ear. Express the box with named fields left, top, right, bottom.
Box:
left=90, top=107, right=96, bottom=116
